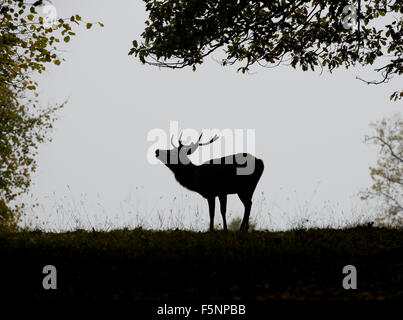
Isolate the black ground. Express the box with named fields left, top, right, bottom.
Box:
left=0, top=226, right=401, bottom=301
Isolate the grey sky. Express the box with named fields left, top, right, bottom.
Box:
left=25, top=0, right=401, bottom=231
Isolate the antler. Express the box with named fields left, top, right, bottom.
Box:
left=171, top=132, right=184, bottom=148
left=173, top=132, right=219, bottom=151
left=196, top=133, right=219, bottom=146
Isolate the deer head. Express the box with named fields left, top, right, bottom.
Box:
left=155, top=132, right=219, bottom=167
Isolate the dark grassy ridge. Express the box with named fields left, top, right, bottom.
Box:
left=0, top=226, right=402, bottom=300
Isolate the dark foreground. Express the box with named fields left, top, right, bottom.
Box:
left=0, top=226, right=402, bottom=301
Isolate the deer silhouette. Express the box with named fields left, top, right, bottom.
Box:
left=155, top=133, right=264, bottom=232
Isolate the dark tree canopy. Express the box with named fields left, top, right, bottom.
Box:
left=130, top=0, right=402, bottom=100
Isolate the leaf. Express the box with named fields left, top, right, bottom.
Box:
left=64, top=36, right=70, bottom=43
left=86, top=23, right=92, bottom=29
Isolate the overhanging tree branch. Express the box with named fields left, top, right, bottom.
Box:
left=130, top=0, right=403, bottom=101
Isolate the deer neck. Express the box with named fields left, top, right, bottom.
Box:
left=168, top=161, right=198, bottom=191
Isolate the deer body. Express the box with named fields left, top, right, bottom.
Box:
left=156, top=134, right=264, bottom=231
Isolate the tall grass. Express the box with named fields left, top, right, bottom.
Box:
left=19, top=186, right=383, bottom=232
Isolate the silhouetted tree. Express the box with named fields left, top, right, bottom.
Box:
left=361, top=113, right=403, bottom=226
left=0, top=0, right=102, bottom=229
left=130, top=0, right=402, bottom=100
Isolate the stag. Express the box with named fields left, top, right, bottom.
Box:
left=155, top=133, right=264, bottom=232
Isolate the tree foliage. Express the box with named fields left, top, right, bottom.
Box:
left=361, top=114, right=403, bottom=226
left=0, top=0, right=102, bottom=229
left=130, top=0, right=402, bottom=100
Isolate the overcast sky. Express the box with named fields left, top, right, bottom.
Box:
left=24, top=0, right=401, bottom=231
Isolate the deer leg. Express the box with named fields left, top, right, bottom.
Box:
left=207, top=197, right=215, bottom=231
left=238, top=192, right=252, bottom=232
left=218, top=195, right=227, bottom=231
